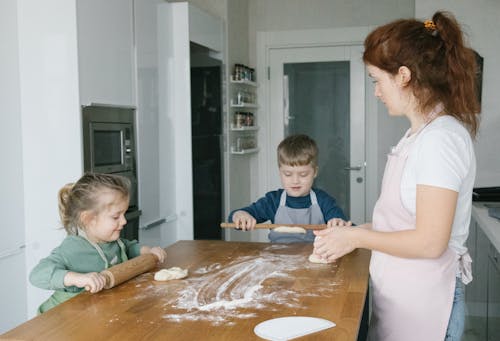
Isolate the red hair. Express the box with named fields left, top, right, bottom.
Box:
left=363, top=11, right=480, bottom=136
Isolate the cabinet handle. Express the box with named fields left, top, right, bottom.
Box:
left=344, top=165, right=363, bottom=171
left=283, top=75, right=291, bottom=126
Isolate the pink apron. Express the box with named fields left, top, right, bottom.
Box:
left=367, top=127, right=457, bottom=341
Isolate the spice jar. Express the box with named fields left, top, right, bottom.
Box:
left=245, top=112, right=254, bottom=126
left=234, top=112, right=246, bottom=128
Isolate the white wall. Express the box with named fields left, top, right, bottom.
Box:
left=0, top=0, right=27, bottom=332
left=248, top=0, right=413, bottom=222
left=0, top=0, right=81, bottom=331
left=170, top=0, right=227, bottom=20
left=19, top=0, right=82, bottom=319
left=416, top=0, right=500, bottom=186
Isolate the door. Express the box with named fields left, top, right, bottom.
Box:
left=268, top=45, right=365, bottom=223
left=191, top=64, right=223, bottom=240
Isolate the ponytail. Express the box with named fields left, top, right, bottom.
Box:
left=363, top=11, right=480, bottom=137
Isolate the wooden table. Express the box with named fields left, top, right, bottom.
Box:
left=2, top=240, right=370, bottom=340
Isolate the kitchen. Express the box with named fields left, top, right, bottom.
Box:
left=1, top=0, right=499, bottom=339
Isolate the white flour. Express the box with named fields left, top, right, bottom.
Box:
left=133, top=244, right=343, bottom=325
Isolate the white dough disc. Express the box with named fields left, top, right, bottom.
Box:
left=273, top=226, right=307, bottom=234
left=254, top=316, right=335, bottom=340
left=308, top=253, right=329, bottom=264
left=154, top=267, right=188, bottom=281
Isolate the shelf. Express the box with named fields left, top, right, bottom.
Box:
left=230, top=147, right=259, bottom=155
left=230, top=100, right=258, bottom=108
left=230, top=125, right=259, bottom=131
left=230, top=76, right=258, bottom=87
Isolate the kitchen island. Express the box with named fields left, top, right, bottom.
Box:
left=1, top=240, right=370, bottom=340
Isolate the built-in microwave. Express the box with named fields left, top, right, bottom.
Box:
left=82, top=105, right=136, bottom=174
left=82, top=104, right=140, bottom=239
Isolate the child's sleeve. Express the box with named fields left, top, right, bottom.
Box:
left=228, top=190, right=281, bottom=223
left=121, top=238, right=141, bottom=258
left=316, top=189, right=349, bottom=222
left=29, top=247, right=69, bottom=290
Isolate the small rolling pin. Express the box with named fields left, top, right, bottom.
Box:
left=100, top=253, right=158, bottom=289
left=220, top=222, right=327, bottom=230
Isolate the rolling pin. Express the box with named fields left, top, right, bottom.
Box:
left=100, top=253, right=158, bottom=289
left=220, top=222, right=327, bottom=230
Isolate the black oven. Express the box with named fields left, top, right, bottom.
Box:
left=82, top=104, right=140, bottom=240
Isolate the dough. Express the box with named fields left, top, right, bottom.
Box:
left=273, top=226, right=307, bottom=234
left=308, top=254, right=329, bottom=264
left=154, top=267, right=188, bottom=281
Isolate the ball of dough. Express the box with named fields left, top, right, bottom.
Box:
left=273, top=226, right=307, bottom=234
left=308, top=253, right=329, bottom=264
left=154, top=267, right=188, bottom=281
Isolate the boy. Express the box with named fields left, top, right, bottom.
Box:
left=229, top=134, right=350, bottom=243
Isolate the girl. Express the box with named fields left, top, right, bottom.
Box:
left=313, top=11, right=480, bottom=341
left=30, top=173, right=166, bottom=313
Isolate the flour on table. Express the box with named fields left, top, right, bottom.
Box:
left=154, top=267, right=188, bottom=281
left=273, top=226, right=307, bottom=234
left=130, top=245, right=342, bottom=326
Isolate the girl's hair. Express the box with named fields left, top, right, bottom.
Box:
left=277, top=134, right=318, bottom=168
left=363, top=11, right=480, bottom=136
left=58, top=173, right=130, bottom=235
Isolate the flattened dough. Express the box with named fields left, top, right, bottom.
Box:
left=308, top=254, right=329, bottom=264
left=273, top=226, right=307, bottom=234
left=154, top=267, right=188, bottom=281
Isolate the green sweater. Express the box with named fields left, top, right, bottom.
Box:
left=29, top=235, right=141, bottom=313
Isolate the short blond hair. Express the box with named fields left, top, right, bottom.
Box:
left=277, top=134, right=318, bottom=168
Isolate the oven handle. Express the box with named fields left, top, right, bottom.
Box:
left=125, top=210, right=142, bottom=220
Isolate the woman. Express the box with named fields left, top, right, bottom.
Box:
left=313, top=11, right=480, bottom=341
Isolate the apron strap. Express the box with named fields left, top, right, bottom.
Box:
left=459, top=251, right=473, bottom=285
left=77, top=228, right=128, bottom=269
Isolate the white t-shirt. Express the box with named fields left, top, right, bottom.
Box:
left=400, top=115, right=476, bottom=257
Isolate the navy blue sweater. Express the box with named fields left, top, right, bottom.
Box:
left=228, top=188, right=347, bottom=224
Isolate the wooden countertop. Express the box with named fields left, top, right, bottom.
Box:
left=2, top=240, right=370, bottom=340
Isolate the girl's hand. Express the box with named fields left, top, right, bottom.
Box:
left=64, top=271, right=107, bottom=293
left=232, top=211, right=257, bottom=231
left=149, top=246, right=167, bottom=263
left=313, top=226, right=357, bottom=262
left=326, top=218, right=352, bottom=228
left=141, top=246, right=167, bottom=263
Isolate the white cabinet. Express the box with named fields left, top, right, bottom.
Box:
left=76, top=0, right=135, bottom=106
left=488, top=243, right=500, bottom=340
left=229, top=73, right=259, bottom=155
left=465, top=205, right=500, bottom=340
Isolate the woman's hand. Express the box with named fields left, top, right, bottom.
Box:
left=313, top=226, right=358, bottom=262
left=232, top=210, right=257, bottom=231
left=64, top=271, right=107, bottom=293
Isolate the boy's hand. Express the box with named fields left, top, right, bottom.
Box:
left=232, top=210, right=257, bottom=231
left=327, top=218, right=352, bottom=228
left=64, top=271, right=107, bottom=293
left=140, top=246, right=167, bottom=263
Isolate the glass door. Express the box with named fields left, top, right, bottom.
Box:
left=269, top=45, right=365, bottom=223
